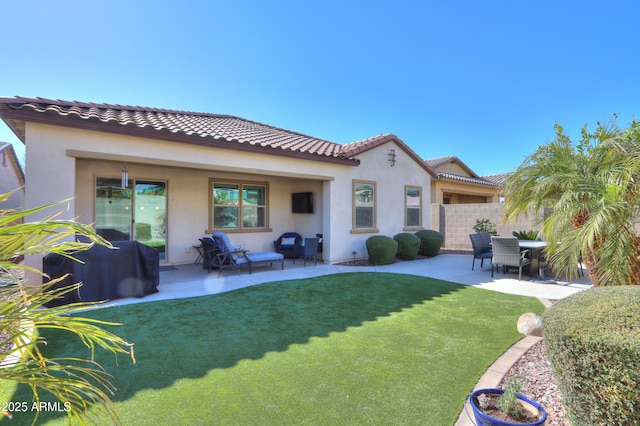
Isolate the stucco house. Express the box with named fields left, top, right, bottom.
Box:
left=0, top=142, right=25, bottom=211
left=426, top=156, right=504, bottom=204
left=0, top=96, right=437, bottom=275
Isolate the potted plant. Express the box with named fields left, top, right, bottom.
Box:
left=468, top=377, right=547, bottom=425
left=473, top=218, right=498, bottom=236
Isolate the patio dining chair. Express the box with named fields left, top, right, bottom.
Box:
left=469, top=233, right=492, bottom=270
left=212, top=231, right=284, bottom=275
left=491, top=236, right=532, bottom=281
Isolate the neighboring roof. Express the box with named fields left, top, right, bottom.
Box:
left=437, top=172, right=499, bottom=187
left=426, top=155, right=479, bottom=177
left=426, top=155, right=499, bottom=187
left=482, top=172, right=511, bottom=187
left=0, top=142, right=25, bottom=183
left=0, top=97, right=432, bottom=176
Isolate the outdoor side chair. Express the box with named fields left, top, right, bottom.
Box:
left=491, top=236, right=532, bottom=281
left=273, top=232, right=302, bottom=258
left=293, top=237, right=319, bottom=266
left=469, top=233, right=493, bottom=270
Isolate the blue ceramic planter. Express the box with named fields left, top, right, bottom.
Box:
left=469, top=388, right=547, bottom=426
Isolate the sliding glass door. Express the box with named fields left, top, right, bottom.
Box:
left=133, top=181, right=167, bottom=259
left=95, top=178, right=167, bottom=260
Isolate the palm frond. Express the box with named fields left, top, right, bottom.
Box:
left=0, top=192, right=133, bottom=424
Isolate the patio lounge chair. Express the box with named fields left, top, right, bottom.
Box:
left=491, top=236, right=532, bottom=281
left=212, top=231, right=284, bottom=274
left=469, top=232, right=492, bottom=270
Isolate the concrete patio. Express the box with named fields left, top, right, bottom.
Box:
left=105, top=252, right=593, bottom=309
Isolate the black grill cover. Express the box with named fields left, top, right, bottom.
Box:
left=43, top=240, right=159, bottom=307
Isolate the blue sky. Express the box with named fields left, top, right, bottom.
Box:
left=1, top=1, right=638, bottom=175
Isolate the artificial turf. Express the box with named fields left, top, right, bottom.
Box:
left=1, top=272, right=545, bottom=425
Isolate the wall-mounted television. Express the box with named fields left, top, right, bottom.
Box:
left=292, top=192, right=313, bottom=214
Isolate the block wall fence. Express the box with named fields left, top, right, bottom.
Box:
left=430, top=203, right=544, bottom=251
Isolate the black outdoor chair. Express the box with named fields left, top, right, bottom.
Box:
left=199, top=237, right=222, bottom=271
left=294, top=237, right=319, bottom=266
left=273, top=232, right=302, bottom=258
left=469, top=232, right=493, bottom=270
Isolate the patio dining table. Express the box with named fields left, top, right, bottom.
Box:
left=518, top=240, right=547, bottom=278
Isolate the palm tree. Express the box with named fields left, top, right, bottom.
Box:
left=503, top=117, right=640, bottom=286
left=0, top=190, right=134, bottom=424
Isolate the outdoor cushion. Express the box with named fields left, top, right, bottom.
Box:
left=247, top=252, right=284, bottom=263
left=281, top=237, right=296, bottom=246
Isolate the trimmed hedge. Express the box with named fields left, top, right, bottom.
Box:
left=543, top=286, right=640, bottom=426
left=415, top=230, right=444, bottom=257
left=393, top=233, right=421, bottom=260
left=135, top=222, right=152, bottom=241
left=366, top=236, right=398, bottom=265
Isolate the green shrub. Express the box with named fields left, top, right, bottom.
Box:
left=393, top=233, right=421, bottom=260
left=415, top=230, right=444, bottom=257
left=135, top=222, right=152, bottom=241
left=472, top=218, right=498, bottom=236
left=543, top=286, right=640, bottom=425
left=366, top=236, right=398, bottom=265
left=512, top=230, right=539, bottom=240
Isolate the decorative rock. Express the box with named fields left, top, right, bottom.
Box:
left=517, top=313, right=543, bottom=337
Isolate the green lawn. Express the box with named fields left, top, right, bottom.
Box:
left=1, top=272, right=544, bottom=425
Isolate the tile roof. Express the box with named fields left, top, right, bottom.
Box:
left=425, top=155, right=458, bottom=169
left=343, top=133, right=438, bottom=177
left=425, top=155, right=480, bottom=178
left=482, top=172, right=511, bottom=187
left=0, top=96, right=355, bottom=164
left=0, top=97, right=438, bottom=175
left=436, top=172, right=499, bottom=187
left=425, top=155, right=502, bottom=187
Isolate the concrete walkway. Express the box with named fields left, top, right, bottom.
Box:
left=108, top=253, right=592, bottom=308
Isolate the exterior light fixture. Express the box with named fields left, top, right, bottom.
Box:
left=388, top=149, right=396, bottom=167
left=121, top=165, right=128, bottom=189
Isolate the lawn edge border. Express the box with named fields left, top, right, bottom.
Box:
left=454, top=298, right=550, bottom=426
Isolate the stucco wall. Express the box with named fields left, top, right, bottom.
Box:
left=431, top=202, right=543, bottom=250
left=326, top=142, right=432, bottom=262
left=22, top=122, right=432, bottom=269
left=431, top=179, right=499, bottom=204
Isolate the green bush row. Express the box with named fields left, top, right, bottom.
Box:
left=543, top=286, right=640, bottom=425
left=135, top=222, right=152, bottom=241
left=366, top=230, right=444, bottom=265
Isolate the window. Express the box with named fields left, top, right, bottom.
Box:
left=405, top=186, right=422, bottom=229
left=211, top=180, right=268, bottom=231
left=352, top=180, right=377, bottom=232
